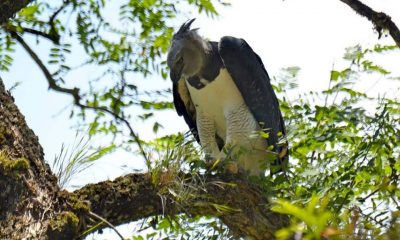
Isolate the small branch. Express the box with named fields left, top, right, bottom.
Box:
left=10, top=31, right=149, bottom=163
left=47, top=0, right=71, bottom=44
left=357, top=188, right=380, bottom=203
left=77, top=101, right=149, bottom=163
left=88, top=211, right=125, bottom=240
left=49, top=0, right=69, bottom=24
left=340, top=0, right=400, bottom=48
left=2, top=1, right=69, bottom=44
left=9, top=31, right=80, bottom=100
left=22, top=27, right=60, bottom=44
left=2, top=24, right=59, bottom=44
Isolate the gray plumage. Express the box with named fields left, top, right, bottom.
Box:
left=167, top=19, right=288, bottom=175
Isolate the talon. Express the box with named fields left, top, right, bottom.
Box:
left=205, top=152, right=226, bottom=170
left=206, top=157, right=223, bottom=170
left=206, top=158, right=218, bottom=167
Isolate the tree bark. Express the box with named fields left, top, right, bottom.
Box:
left=74, top=172, right=288, bottom=239
left=0, top=0, right=32, bottom=24
left=0, top=79, right=62, bottom=238
left=0, top=78, right=288, bottom=239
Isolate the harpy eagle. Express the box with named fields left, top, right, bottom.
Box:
left=167, top=19, right=288, bottom=176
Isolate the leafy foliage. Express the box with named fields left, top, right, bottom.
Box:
left=0, top=32, right=15, bottom=71
left=270, top=44, right=400, bottom=239
left=0, top=0, right=221, bottom=160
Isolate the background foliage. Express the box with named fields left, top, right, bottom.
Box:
left=1, top=0, right=220, bottom=161
left=0, top=0, right=399, bottom=239
left=271, top=44, right=400, bottom=239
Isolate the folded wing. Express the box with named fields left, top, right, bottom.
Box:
left=218, top=36, right=288, bottom=171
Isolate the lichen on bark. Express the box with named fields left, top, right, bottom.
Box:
left=48, top=211, right=80, bottom=239
left=0, top=150, right=29, bottom=178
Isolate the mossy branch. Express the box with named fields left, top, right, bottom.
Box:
left=73, top=172, right=288, bottom=240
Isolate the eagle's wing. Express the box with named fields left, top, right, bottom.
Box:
left=172, top=80, right=199, bottom=142
left=218, top=36, right=288, bottom=171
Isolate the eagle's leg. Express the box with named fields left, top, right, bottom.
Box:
left=196, top=111, right=220, bottom=163
left=224, top=104, right=266, bottom=176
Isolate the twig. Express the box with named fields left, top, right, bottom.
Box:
left=339, top=0, right=400, bottom=48
left=88, top=211, right=125, bottom=240
left=9, top=31, right=80, bottom=99
left=49, top=0, right=69, bottom=24
left=357, top=187, right=380, bottom=203
left=2, top=25, right=60, bottom=43
left=2, top=0, right=69, bottom=44
left=10, top=31, right=149, bottom=163
left=47, top=0, right=70, bottom=44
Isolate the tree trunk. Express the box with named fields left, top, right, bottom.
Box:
left=0, top=0, right=32, bottom=25
left=0, top=78, right=288, bottom=239
left=0, top=79, right=63, bottom=238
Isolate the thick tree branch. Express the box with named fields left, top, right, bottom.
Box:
left=0, top=0, right=32, bottom=24
left=73, top=172, right=288, bottom=239
left=340, top=0, right=400, bottom=48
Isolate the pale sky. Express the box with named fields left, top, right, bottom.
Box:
left=2, top=0, right=400, bottom=238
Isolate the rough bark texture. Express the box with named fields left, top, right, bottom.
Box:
left=0, top=79, right=62, bottom=238
left=0, top=78, right=288, bottom=239
left=74, top=173, right=288, bottom=239
left=340, top=0, right=400, bottom=48
left=0, top=0, right=32, bottom=24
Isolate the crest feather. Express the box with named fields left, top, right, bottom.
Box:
left=175, top=18, right=196, bottom=36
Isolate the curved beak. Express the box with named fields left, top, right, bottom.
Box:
left=170, top=66, right=183, bottom=82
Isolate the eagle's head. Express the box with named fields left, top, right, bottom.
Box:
left=167, top=19, right=209, bottom=82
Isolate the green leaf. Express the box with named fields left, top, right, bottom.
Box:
left=330, top=70, right=340, bottom=81
left=18, top=5, right=39, bottom=18
left=87, top=144, right=116, bottom=162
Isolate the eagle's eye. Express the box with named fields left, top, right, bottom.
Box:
left=177, top=57, right=183, bottom=65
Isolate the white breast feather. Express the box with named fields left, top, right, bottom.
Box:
left=185, top=69, right=268, bottom=175
left=186, top=69, right=245, bottom=138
